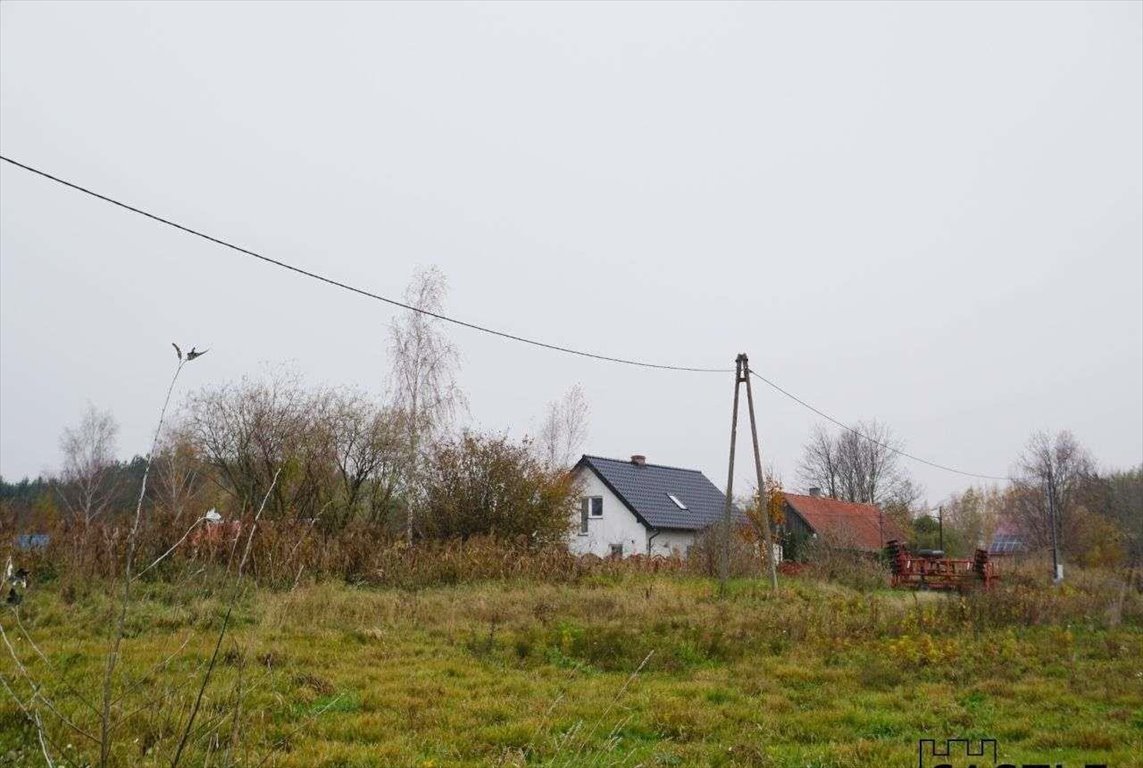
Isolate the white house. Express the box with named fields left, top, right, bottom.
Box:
left=568, top=454, right=743, bottom=557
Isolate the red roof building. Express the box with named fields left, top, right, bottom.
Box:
left=782, top=492, right=908, bottom=552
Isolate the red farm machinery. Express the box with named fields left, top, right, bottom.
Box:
left=884, top=539, right=997, bottom=591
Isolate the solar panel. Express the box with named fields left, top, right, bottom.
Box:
left=988, top=533, right=1024, bottom=555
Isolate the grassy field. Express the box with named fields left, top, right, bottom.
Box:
left=2, top=571, right=1141, bottom=767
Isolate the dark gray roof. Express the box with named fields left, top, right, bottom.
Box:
left=575, top=455, right=743, bottom=531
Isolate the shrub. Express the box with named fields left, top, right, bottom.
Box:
left=419, top=432, right=577, bottom=545
left=800, top=539, right=889, bottom=591
left=688, top=520, right=764, bottom=578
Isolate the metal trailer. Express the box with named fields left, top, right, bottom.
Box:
left=885, top=539, right=996, bottom=591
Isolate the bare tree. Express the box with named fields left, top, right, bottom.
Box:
left=836, top=421, right=901, bottom=505
left=58, top=404, right=121, bottom=525
left=1008, top=430, right=1096, bottom=552
left=797, top=420, right=914, bottom=507
left=181, top=370, right=407, bottom=530
left=183, top=368, right=326, bottom=519
left=797, top=425, right=842, bottom=498
left=537, top=384, right=590, bottom=469
left=322, top=389, right=403, bottom=527
left=387, top=266, right=466, bottom=541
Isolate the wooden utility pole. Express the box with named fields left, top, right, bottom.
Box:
left=938, top=506, right=944, bottom=552
left=721, top=353, right=779, bottom=594
left=741, top=354, right=779, bottom=591
left=719, top=355, right=744, bottom=595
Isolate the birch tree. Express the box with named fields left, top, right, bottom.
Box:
left=388, top=266, right=465, bottom=542
left=537, top=384, right=589, bottom=470
left=58, top=404, right=121, bottom=525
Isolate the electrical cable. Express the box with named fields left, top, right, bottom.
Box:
left=0, top=154, right=1009, bottom=481
left=0, top=155, right=728, bottom=373
left=748, top=369, right=1008, bottom=481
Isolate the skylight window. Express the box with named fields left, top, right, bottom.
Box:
left=667, top=494, right=687, bottom=510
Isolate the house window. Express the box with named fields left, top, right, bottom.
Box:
left=580, top=496, right=602, bottom=534
left=609, top=543, right=623, bottom=557
left=667, top=493, right=687, bottom=510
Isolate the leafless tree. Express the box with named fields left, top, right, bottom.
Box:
left=537, top=384, right=590, bottom=469
left=797, top=420, right=915, bottom=508
left=182, top=368, right=324, bottom=519
left=1008, top=430, right=1096, bottom=552
left=322, top=389, right=403, bottom=527
left=797, top=425, right=842, bottom=498
left=387, top=266, right=466, bottom=542
left=181, top=370, right=407, bottom=530
left=58, top=403, right=121, bottom=525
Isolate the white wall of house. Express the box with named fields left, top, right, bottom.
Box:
left=568, top=467, right=700, bottom=557
left=568, top=468, right=647, bottom=557
left=648, top=529, right=696, bottom=557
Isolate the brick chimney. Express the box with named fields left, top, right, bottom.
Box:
left=630, top=454, right=646, bottom=466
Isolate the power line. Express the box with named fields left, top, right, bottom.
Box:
left=0, top=154, right=1008, bottom=481
left=0, top=155, right=728, bottom=374
left=748, top=369, right=1009, bottom=481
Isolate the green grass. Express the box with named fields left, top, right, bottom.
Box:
left=2, top=573, right=1141, bottom=767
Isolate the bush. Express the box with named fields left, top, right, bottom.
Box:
left=419, top=432, right=577, bottom=545
left=688, top=521, right=765, bottom=578
left=800, top=539, right=889, bottom=591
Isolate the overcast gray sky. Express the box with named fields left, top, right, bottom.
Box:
left=1, top=1, right=1140, bottom=503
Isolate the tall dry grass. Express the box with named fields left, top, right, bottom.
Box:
left=4, top=517, right=699, bottom=595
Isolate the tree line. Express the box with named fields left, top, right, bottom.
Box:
left=1, top=267, right=589, bottom=548
left=797, top=421, right=1141, bottom=567
left=2, top=265, right=1137, bottom=569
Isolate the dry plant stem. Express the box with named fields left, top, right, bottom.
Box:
left=100, top=358, right=186, bottom=768
left=113, top=645, right=277, bottom=740
left=133, top=516, right=210, bottom=581
left=171, top=468, right=280, bottom=768
left=179, top=647, right=276, bottom=747
left=253, top=693, right=345, bottom=768
left=0, top=622, right=99, bottom=744
left=565, top=650, right=653, bottom=765
left=239, top=468, right=281, bottom=578
left=180, top=658, right=277, bottom=756
left=169, top=605, right=232, bottom=768
left=522, top=652, right=591, bottom=759
left=523, top=690, right=565, bottom=759
left=36, top=711, right=56, bottom=768
left=224, top=642, right=244, bottom=768
left=14, top=611, right=101, bottom=715
left=109, top=631, right=193, bottom=707
left=0, top=671, right=79, bottom=768
left=0, top=671, right=46, bottom=762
